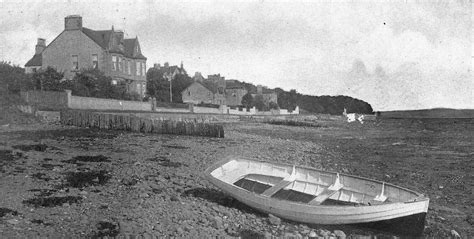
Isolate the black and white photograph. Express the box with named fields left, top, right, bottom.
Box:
left=0, top=0, right=472, bottom=238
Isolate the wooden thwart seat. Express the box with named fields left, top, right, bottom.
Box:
left=310, top=173, right=344, bottom=205
left=261, top=165, right=296, bottom=197
left=309, top=184, right=343, bottom=205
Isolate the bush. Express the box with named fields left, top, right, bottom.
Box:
left=32, top=67, right=64, bottom=91
left=0, top=61, right=31, bottom=93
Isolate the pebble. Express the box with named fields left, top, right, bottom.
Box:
left=7, top=219, right=20, bottom=225
left=333, top=230, right=346, bottom=239
left=170, top=195, right=180, bottom=201
left=212, top=216, right=223, bottom=229
left=450, top=230, right=461, bottom=239
left=176, top=227, right=184, bottom=235
left=268, top=214, right=281, bottom=225
left=318, top=229, right=330, bottom=237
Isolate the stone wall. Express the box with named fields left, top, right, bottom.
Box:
left=20, top=90, right=69, bottom=110
left=69, top=95, right=151, bottom=111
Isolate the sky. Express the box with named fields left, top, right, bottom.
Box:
left=0, top=0, right=472, bottom=111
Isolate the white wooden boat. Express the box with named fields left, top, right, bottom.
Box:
left=205, top=157, right=429, bottom=233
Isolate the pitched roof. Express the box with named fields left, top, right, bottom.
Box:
left=25, top=54, right=42, bottom=67
left=82, top=28, right=146, bottom=59
left=225, top=80, right=245, bottom=89
left=123, top=39, right=135, bottom=57
left=82, top=28, right=111, bottom=49
left=182, top=82, right=213, bottom=94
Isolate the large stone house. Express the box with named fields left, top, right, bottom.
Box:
left=24, top=15, right=147, bottom=98
left=225, top=80, right=248, bottom=106
left=153, top=62, right=187, bottom=77
left=251, top=85, right=278, bottom=106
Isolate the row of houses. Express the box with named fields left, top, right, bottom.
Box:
left=24, top=15, right=278, bottom=108
left=181, top=75, right=277, bottom=107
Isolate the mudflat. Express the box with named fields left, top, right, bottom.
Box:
left=0, top=117, right=472, bottom=238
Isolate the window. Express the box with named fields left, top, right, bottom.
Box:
left=112, top=56, right=117, bottom=71
left=136, top=62, right=140, bottom=76
left=92, top=54, right=98, bottom=69
left=72, top=55, right=78, bottom=70
left=141, top=62, right=146, bottom=76
left=188, top=91, right=190, bottom=96
left=118, top=57, right=122, bottom=72
left=127, top=60, right=131, bottom=75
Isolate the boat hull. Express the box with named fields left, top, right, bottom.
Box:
left=208, top=174, right=429, bottom=225
left=204, top=157, right=429, bottom=234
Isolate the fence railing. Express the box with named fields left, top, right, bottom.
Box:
left=60, top=110, right=224, bottom=138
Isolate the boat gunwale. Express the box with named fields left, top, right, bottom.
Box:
left=204, top=156, right=429, bottom=205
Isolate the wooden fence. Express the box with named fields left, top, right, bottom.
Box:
left=60, top=110, right=224, bottom=138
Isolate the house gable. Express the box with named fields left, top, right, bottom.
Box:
left=41, top=29, right=105, bottom=79
left=182, top=82, right=214, bottom=104
left=25, top=54, right=42, bottom=67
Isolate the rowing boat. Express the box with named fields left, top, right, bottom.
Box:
left=205, top=157, right=429, bottom=235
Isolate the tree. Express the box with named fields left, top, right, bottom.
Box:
left=171, top=74, right=193, bottom=103
left=146, top=66, right=193, bottom=103
left=32, top=67, right=64, bottom=91
left=0, top=61, right=31, bottom=93
left=67, top=68, right=141, bottom=101
left=241, top=92, right=254, bottom=109
left=254, top=94, right=267, bottom=111
left=269, top=101, right=279, bottom=110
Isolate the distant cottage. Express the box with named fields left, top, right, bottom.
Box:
left=25, top=15, right=147, bottom=98
left=181, top=74, right=277, bottom=107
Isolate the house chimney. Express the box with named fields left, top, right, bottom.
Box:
left=35, top=38, right=46, bottom=55
left=257, top=85, right=263, bottom=94
left=115, top=30, right=124, bottom=43
left=65, top=15, right=83, bottom=31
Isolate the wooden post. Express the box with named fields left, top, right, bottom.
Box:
left=103, top=114, right=109, bottom=129
left=218, top=125, right=224, bottom=138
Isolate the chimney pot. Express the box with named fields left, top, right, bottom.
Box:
left=65, top=15, right=83, bottom=31
left=35, top=38, right=46, bottom=55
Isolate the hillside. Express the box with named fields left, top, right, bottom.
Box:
left=274, top=88, right=373, bottom=115
left=233, top=80, right=374, bottom=115
left=0, top=90, right=38, bottom=125
left=378, top=108, right=474, bottom=119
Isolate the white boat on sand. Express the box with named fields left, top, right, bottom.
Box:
left=205, top=157, right=429, bottom=235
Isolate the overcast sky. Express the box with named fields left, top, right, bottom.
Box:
left=0, top=0, right=472, bottom=110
